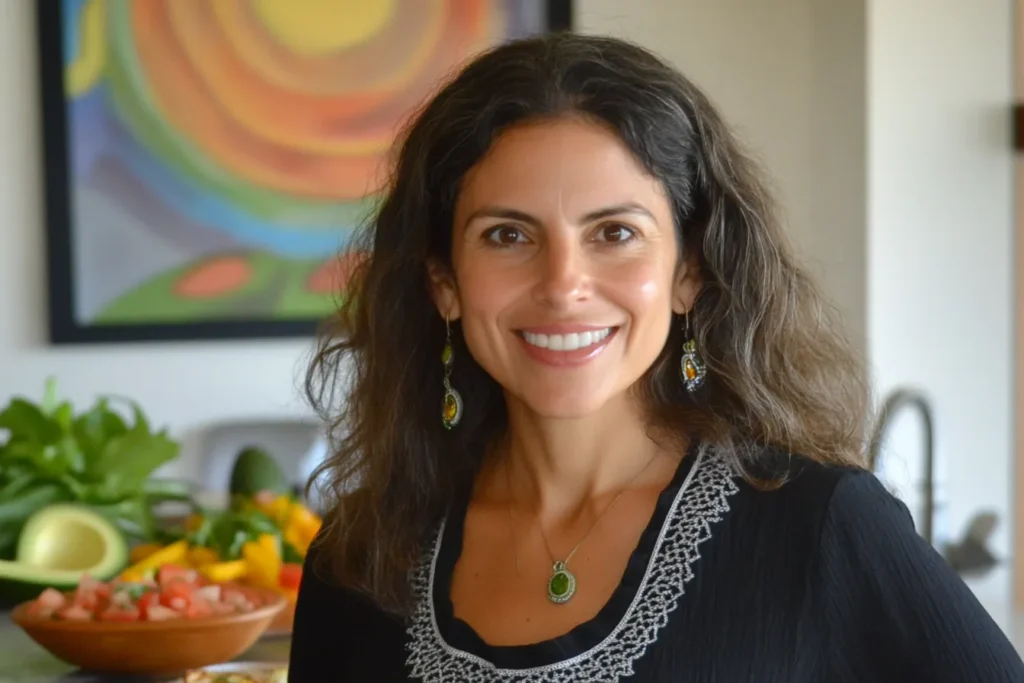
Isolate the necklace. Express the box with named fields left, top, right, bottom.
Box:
left=504, top=452, right=657, bottom=605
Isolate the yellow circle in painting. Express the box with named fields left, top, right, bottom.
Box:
left=252, top=0, right=396, bottom=54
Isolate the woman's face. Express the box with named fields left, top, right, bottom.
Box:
left=432, top=117, right=697, bottom=419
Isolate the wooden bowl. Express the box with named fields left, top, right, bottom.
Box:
left=11, top=588, right=286, bottom=675
left=263, top=598, right=295, bottom=637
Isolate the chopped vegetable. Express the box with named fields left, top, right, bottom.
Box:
left=21, top=571, right=274, bottom=622
left=119, top=540, right=189, bottom=582
left=107, top=491, right=318, bottom=617
left=277, top=563, right=302, bottom=591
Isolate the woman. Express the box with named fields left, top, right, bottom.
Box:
left=289, top=33, right=1024, bottom=681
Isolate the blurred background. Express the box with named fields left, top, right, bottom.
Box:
left=0, top=0, right=1022, bottom=663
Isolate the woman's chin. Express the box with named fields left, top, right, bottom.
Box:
left=514, top=391, right=621, bottom=422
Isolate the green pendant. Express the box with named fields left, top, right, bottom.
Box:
left=547, top=561, right=576, bottom=604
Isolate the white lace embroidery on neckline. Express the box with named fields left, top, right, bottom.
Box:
left=404, top=445, right=740, bottom=682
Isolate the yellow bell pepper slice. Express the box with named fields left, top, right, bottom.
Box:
left=187, top=546, right=220, bottom=568
left=280, top=503, right=321, bottom=556
left=119, top=539, right=189, bottom=581
left=199, top=559, right=249, bottom=583
left=242, top=533, right=282, bottom=590
left=129, top=543, right=163, bottom=564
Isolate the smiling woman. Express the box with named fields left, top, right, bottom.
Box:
left=290, top=33, right=1024, bottom=682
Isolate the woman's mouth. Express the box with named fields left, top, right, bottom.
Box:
left=520, top=327, right=614, bottom=351
left=515, top=326, right=619, bottom=366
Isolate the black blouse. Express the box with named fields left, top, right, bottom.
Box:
left=288, top=443, right=1024, bottom=681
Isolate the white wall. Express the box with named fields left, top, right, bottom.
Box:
left=866, top=0, right=1015, bottom=576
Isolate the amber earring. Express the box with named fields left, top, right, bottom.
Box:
left=680, top=309, right=707, bottom=393
left=441, top=315, right=463, bottom=429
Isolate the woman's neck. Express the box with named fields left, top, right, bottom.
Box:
left=495, top=393, right=681, bottom=521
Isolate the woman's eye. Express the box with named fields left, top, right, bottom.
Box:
left=485, top=225, right=527, bottom=245
left=595, top=223, right=636, bottom=243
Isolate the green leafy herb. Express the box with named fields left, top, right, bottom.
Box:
left=179, top=506, right=288, bottom=561
left=0, top=378, right=186, bottom=558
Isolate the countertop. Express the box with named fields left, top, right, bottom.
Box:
left=0, top=614, right=290, bottom=683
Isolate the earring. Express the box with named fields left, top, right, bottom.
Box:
left=680, top=309, right=707, bottom=393
left=441, top=314, right=463, bottom=429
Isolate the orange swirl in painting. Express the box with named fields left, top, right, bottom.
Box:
left=128, top=0, right=490, bottom=199
left=211, top=0, right=447, bottom=96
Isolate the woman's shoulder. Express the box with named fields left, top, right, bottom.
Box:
left=735, top=446, right=894, bottom=516
left=714, top=445, right=911, bottom=549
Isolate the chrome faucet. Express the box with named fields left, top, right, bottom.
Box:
left=866, top=388, right=935, bottom=544
left=867, top=387, right=998, bottom=575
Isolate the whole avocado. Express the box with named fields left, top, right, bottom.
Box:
left=229, top=446, right=290, bottom=496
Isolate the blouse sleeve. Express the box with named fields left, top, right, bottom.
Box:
left=817, top=470, right=1024, bottom=681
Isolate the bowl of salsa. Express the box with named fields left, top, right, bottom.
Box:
left=11, top=565, right=286, bottom=675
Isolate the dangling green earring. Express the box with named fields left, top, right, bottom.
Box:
left=680, top=308, right=707, bottom=393
left=441, top=314, right=463, bottom=429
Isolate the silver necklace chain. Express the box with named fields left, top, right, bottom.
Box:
left=504, top=452, right=658, bottom=575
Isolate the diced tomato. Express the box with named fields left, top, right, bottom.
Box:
left=278, top=563, right=302, bottom=591
left=36, top=588, right=67, bottom=609
left=26, top=604, right=55, bottom=619
left=162, top=579, right=196, bottom=600
left=156, top=564, right=197, bottom=587
left=56, top=605, right=93, bottom=621
left=185, top=599, right=213, bottom=619
left=220, top=584, right=250, bottom=605
left=162, top=595, right=188, bottom=612
left=136, top=591, right=160, bottom=618
left=25, top=599, right=58, bottom=619
left=71, top=590, right=99, bottom=611
left=195, top=585, right=221, bottom=603
left=209, top=601, right=236, bottom=616
left=46, top=567, right=266, bottom=622
left=158, top=579, right=196, bottom=612
left=78, top=574, right=110, bottom=598
left=145, top=604, right=181, bottom=621
left=72, top=574, right=113, bottom=611
left=99, top=605, right=140, bottom=622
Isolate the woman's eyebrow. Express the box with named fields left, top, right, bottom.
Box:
left=463, top=202, right=655, bottom=229
left=581, top=202, right=655, bottom=223
left=463, top=207, right=541, bottom=229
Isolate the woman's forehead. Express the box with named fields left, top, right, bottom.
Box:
left=455, top=119, right=670, bottom=223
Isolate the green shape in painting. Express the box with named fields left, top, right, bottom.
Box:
left=94, top=251, right=340, bottom=324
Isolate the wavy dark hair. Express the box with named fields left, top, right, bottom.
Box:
left=305, top=32, right=870, bottom=614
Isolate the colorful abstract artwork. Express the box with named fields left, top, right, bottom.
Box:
left=39, top=0, right=570, bottom=343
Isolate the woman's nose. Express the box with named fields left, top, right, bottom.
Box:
left=533, top=236, right=590, bottom=309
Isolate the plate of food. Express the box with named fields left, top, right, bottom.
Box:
left=181, top=661, right=288, bottom=682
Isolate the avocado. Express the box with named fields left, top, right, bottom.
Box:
left=229, top=446, right=290, bottom=496
left=0, top=504, right=129, bottom=602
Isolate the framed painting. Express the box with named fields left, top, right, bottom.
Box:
left=38, top=0, right=572, bottom=344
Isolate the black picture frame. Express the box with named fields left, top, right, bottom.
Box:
left=38, top=1, right=573, bottom=344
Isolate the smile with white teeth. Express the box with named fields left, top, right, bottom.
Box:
left=520, top=327, right=614, bottom=351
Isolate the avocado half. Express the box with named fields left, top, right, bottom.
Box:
left=0, top=504, right=128, bottom=603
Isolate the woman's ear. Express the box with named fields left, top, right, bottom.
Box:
left=427, top=259, right=461, bottom=321
left=671, top=253, right=702, bottom=315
